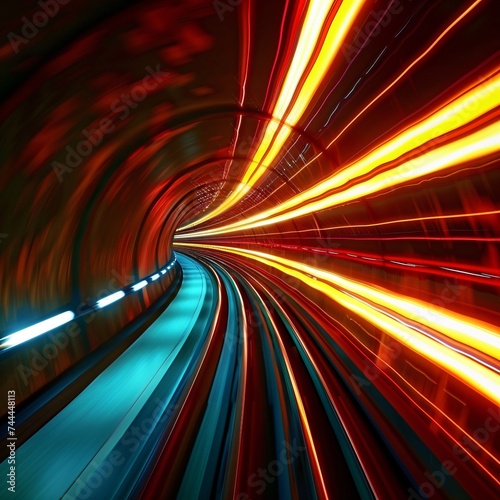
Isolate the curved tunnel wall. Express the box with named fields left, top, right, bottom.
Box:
left=0, top=0, right=499, bottom=497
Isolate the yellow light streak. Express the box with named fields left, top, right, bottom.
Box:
left=177, top=243, right=500, bottom=406
left=178, top=85, right=500, bottom=238
left=180, top=0, right=364, bottom=230
left=324, top=0, right=485, bottom=149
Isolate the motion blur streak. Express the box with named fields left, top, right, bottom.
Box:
left=178, top=72, right=500, bottom=237
left=327, top=0, right=485, bottom=144
left=1, top=0, right=499, bottom=499
left=181, top=0, right=364, bottom=228
left=177, top=242, right=500, bottom=404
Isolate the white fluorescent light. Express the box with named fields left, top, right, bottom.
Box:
left=132, top=280, right=148, bottom=291
left=97, top=291, right=125, bottom=308
left=1, top=311, right=75, bottom=348
left=160, top=270, right=167, bottom=275
left=151, top=273, right=160, bottom=281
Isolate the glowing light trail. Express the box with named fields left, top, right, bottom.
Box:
left=180, top=0, right=364, bottom=230
left=178, top=81, right=500, bottom=238
left=177, top=243, right=500, bottom=406
left=0, top=311, right=75, bottom=349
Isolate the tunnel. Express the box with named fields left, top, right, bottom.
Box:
left=0, top=0, right=499, bottom=498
